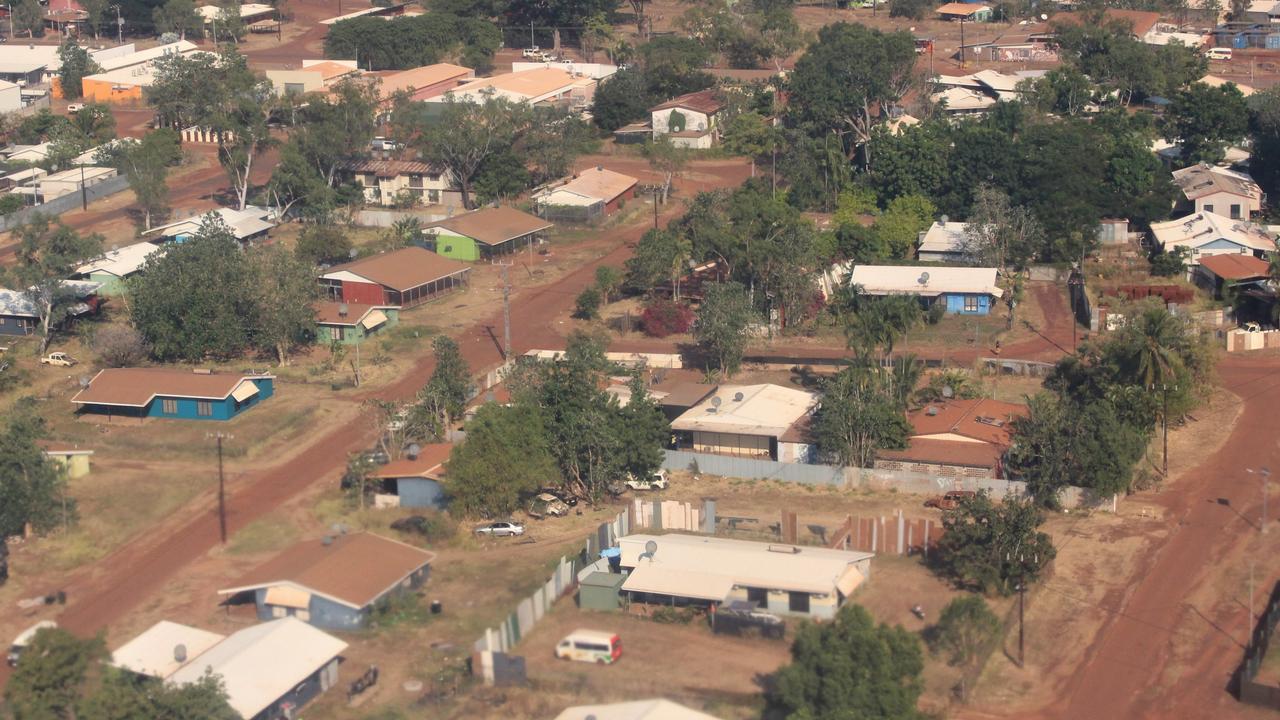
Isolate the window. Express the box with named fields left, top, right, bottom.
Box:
left=1204, top=203, right=1214, bottom=214
left=427, top=190, right=440, bottom=203
left=197, top=400, right=213, bottom=417
left=1231, top=204, right=1242, bottom=219
left=964, top=295, right=980, bottom=313
left=746, top=587, right=768, bottom=605
left=161, top=398, right=178, bottom=414
left=284, top=83, right=305, bottom=95
left=333, top=326, right=344, bottom=341
left=788, top=592, right=810, bottom=613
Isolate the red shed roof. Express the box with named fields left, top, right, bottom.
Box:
left=1197, top=253, right=1271, bottom=281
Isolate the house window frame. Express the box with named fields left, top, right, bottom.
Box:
left=197, top=400, right=213, bottom=417
left=964, top=295, right=980, bottom=313
left=161, top=398, right=178, bottom=414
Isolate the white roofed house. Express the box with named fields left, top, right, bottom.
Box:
left=821, top=264, right=1004, bottom=316
left=143, top=206, right=276, bottom=244
left=1171, top=163, right=1264, bottom=219
left=917, top=221, right=975, bottom=263
left=555, top=699, right=724, bottom=720
left=111, top=617, right=347, bottom=720
left=616, top=533, right=874, bottom=619
left=74, top=241, right=161, bottom=296
left=1149, top=212, right=1276, bottom=267
left=670, top=383, right=820, bottom=463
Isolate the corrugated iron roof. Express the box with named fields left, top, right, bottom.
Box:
left=323, top=246, right=469, bottom=292
left=71, top=368, right=271, bottom=407
left=427, top=206, right=552, bottom=246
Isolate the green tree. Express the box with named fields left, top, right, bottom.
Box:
left=130, top=217, right=257, bottom=361
left=422, top=335, right=471, bottom=430
left=446, top=403, right=560, bottom=516
left=108, top=129, right=182, bottom=230
left=1248, top=87, right=1280, bottom=202
left=845, top=294, right=921, bottom=360
left=0, top=403, right=72, bottom=545
left=56, top=41, right=103, bottom=101
left=624, top=228, right=682, bottom=293
left=247, top=244, right=316, bottom=365
left=153, top=0, right=203, bottom=40
left=1166, top=82, right=1249, bottom=165
left=642, top=136, right=689, bottom=203
left=614, top=375, right=669, bottom=484
left=872, top=194, right=934, bottom=259
left=695, top=281, right=753, bottom=376
left=295, top=223, right=352, bottom=266
left=78, top=0, right=109, bottom=39
left=591, top=68, right=654, bottom=132
left=933, top=492, right=1056, bottom=596
left=212, top=0, right=246, bottom=43
left=3, top=215, right=103, bottom=353
left=4, top=627, right=105, bottom=719
left=82, top=668, right=238, bottom=720
left=769, top=604, right=924, bottom=720
left=575, top=287, right=602, bottom=319
left=12, top=0, right=44, bottom=37
left=394, top=95, right=523, bottom=209
left=930, top=595, right=1001, bottom=668
left=594, top=265, right=622, bottom=303
left=788, top=23, right=917, bottom=169
left=638, top=36, right=713, bottom=98
left=722, top=111, right=780, bottom=178
left=811, top=365, right=911, bottom=468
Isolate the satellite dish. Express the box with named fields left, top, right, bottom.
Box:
left=407, top=443, right=421, bottom=459
left=173, top=644, right=187, bottom=662
left=1040, top=13, right=1048, bottom=20
left=348, top=247, right=358, bottom=259
left=917, top=272, right=930, bottom=285
left=711, top=396, right=722, bottom=407
left=644, top=540, right=658, bottom=557
left=78, top=375, right=90, bottom=388
left=733, top=392, right=744, bottom=401
left=942, top=385, right=954, bottom=399
left=939, top=214, right=949, bottom=223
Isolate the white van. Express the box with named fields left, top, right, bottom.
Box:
left=1206, top=48, right=1233, bottom=61
left=554, top=629, right=621, bottom=664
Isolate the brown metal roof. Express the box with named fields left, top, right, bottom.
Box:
left=427, top=207, right=552, bottom=246
left=1197, top=253, right=1272, bottom=281
left=1053, top=9, right=1159, bottom=38
left=312, top=301, right=391, bottom=326
left=342, top=159, right=439, bottom=177
left=657, top=382, right=717, bottom=409
left=877, top=438, right=1003, bottom=469
left=368, top=443, right=452, bottom=479
left=327, top=247, right=469, bottom=292
left=219, top=533, right=436, bottom=609
left=908, top=398, right=1027, bottom=446
left=71, top=368, right=270, bottom=408
left=650, top=89, right=725, bottom=114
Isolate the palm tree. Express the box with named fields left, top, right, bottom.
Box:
left=1129, top=308, right=1185, bottom=389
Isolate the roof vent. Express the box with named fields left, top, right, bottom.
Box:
left=767, top=544, right=800, bottom=554
left=975, top=415, right=1004, bottom=427
left=192, top=368, right=212, bottom=375
left=173, top=644, right=187, bottom=663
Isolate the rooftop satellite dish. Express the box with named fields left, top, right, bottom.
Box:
left=917, top=271, right=930, bottom=286
left=942, top=385, right=954, bottom=399
left=348, top=247, right=358, bottom=259
left=1041, top=13, right=1048, bottom=19
left=644, top=539, right=658, bottom=557
left=939, top=214, right=949, bottom=224
left=78, top=375, right=90, bottom=388
left=733, top=392, right=744, bottom=402
left=407, top=443, right=421, bottom=459
left=711, top=396, right=722, bottom=407
left=173, top=644, right=187, bottom=663
left=338, top=303, right=349, bottom=317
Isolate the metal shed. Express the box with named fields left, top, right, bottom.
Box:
left=578, top=572, right=626, bottom=612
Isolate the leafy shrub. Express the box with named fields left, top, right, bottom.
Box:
left=926, top=301, right=946, bottom=325
left=575, top=287, right=602, bottom=320
left=651, top=606, right=696, bottom=624
left=640, top=297, right=694, bottom=337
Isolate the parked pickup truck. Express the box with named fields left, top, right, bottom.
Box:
left=924, top=490, right=976, bottom=511
left=40, top=352, right=77, bottom=367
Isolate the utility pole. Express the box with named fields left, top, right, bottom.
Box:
left=1018, top=578, right=1025, bottom=667
left=113, top=4, right=122, bottom=45
left=79, top=163, right=87, bottom=211
left=498, top=260, right=512, bottom=360
left=959, top=18, right=966, bottom=70
left=652, top=187, right=659, bottom=229
left=207, top=433, right=232, bottom=544
left=1250, top=467, right=1270, bottom=534
left=5, top=3, right=12, bottom=42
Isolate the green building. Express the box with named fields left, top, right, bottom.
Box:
left=314, top=301, right=399, bottom=345
left=578, top=572, right=626, bottom=612
left=423, top=206, right=552, bottom=262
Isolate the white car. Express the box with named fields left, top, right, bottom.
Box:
left=475, top=521, right=526, bottom=537
left=40, top=352, right=77, bottom=367
left=66, top=103, right=83, bottom=113
left=1243, top=322, right=1264, bottom=333
left=625, top=469, right=669, bottom=491
left=521, top=46, right=541, bottom=58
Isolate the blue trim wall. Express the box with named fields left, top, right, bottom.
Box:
left=943, top=293, right=993, bottom=315
left=80, top=377, right=275, bottom=421
left=253, top=564, right=432, bottom=631
left=0, top=314, right=36, bottom=336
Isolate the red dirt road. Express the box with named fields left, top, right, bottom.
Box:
left=37, top=159, right=751, bottom=642
left=1048, top=353, right=1280, bottom=720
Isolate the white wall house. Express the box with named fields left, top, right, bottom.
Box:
left=649, top=89, right=725, bottom=149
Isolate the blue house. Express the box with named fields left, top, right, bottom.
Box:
left=368, top=442, right=452, bottom=509
left=217, top=533, right=436, bottom=631
left=825, top=264, right=1004, bottom=316
left=71, top=368, right=274, bottom=421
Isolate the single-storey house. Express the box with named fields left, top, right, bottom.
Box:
left=319, top=246, right=470, bottom=308
left=1171, top=163, right=1263, bottom=219
left=0, top=280, right=100, bottom=336
left=555, top=699, right=724, bottom=720
left=534, top=166, right=638, bottom=222
left=653, top=381, right=716, bottom=421
left=1194, top=253, right=1273, bottom=299
left=650, top=89, right=725, bottom=149
left=1149, top=211, right=1275, bottom=265
left=112, top=617, right=347, bottom=720
left=937, top=2, right=993, bottom=21
left=20, top=165, right=117, bottom=203
left=313, top=301, right=399, bottom=345
left=822, top=264, right=1004, bottom=315
left=617, top=533, right=874, bottom=619
left=81, top=46, right=204, bottom=104
left=218, top=532, right=436, bottom=630
left=340, top=159, right=458, bottom=208
left=38, top=441, right=93, bottom=478
left=670, top=383, right=819, bottom=462
left=426, top=67, right=597, bottom=108
left=71, top=368, right=274, bottom=421
left=266, top=59, right=359, bottom=96
left=1, top=167, right=46, bottom=191
left=368, top=442, right=452, bottom=509
left=4, top=142, right=51, bottom=164
left=423, top=207, right=552, bottom=261
left=73, top=241, right=161, bottom=296
left=917, top=221, right=973, bottom=263
left=371, top=63, right=474, bottom=106
left=143, top=206, right=276, bottom=244
left=1054, top=9, right=1161, bottom=43
left=876, top=398, right=1027, bottom=479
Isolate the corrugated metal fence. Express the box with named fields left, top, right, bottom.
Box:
left=0, top=175, right=130, bottom=233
